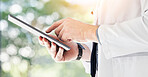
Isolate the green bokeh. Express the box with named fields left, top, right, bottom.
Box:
left=0, top=0, right=92, bottom=77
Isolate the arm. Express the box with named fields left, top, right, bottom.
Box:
left=97, top=0, right=148, bottom=59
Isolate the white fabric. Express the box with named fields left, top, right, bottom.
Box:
left=98, top=49, right=148, bottom=77
left=81, top=42, right=92, bottom=73
left=82, top=0, right=148, bottom=77
left=81, top=61, right=91, bottom=73
left=96, top=0, right=148, bottom=59
left=96, top=0, right=148, bottom=77
left=82, top=42, right=93, bottom=52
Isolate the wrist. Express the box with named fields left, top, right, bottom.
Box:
left=84, top=25, right=98, bottom=42
left=80, top=44, right=91, bottom=61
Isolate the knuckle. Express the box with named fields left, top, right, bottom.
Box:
left=50, top=49, right=56, bottom=54
left=65, top=18, right=72, bottom=22
left=55, top=58, right=60, bottom=62
left=56, top=55, right=61, bottom=59
left=53, top=21, right=58, bottom=25
left=55, top=30, right=59, bottom=35
left=63, top=33, right=67, bottom=39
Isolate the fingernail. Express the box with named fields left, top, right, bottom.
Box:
left=45, top=38, right=47, bottom=42
left=59, top=47, right=62, bottom=50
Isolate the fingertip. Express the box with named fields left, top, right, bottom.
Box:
left=54, top=42, right=56, bottom=45
left=59, top=47, right=62, bottom=51
left=39, top=36, right=42, bottom=40
left=46, top=28, right=51, bottom=33
left=43, top=38, right=45, bottom=41
left=51, top=42, right=55, bottom=46
left=46, top=30, right=51, bottom=33
left=59, top=47, right=64, bottom=50
left=45, top=31, right=48, bottom=33
left=45, top=38, right=48, bottom=42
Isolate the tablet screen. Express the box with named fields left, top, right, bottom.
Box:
left=8, top=14, right=71, bottom=51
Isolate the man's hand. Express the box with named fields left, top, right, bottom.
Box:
left=46, top=18, right=98, bottom=43
left=38, top=35, right=79, bottom=62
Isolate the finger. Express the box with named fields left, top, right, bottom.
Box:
left=43, top=38, right=47, bottom=45
left=39, top=36, right=44, bottom=45
left=57, top=28, right=64, bottom=40
left=39, top=36, right=43, bottom=40
left=59, top=32, right=71, bottom=42
left=48, top=34, right=59, bottom=40
left=46, top=19, right=66, bottom=33
left=44, top=38, right=51, bottom=48
left=55, top=47, right=64, bottom=61
left=55, top=24, right=63, bottom=36
left=50, top=42, right=57, bottom=59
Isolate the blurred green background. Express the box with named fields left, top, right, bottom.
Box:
left=0, top=0, right=96, bottom=77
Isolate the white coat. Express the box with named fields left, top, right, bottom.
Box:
left=82, top=0, right=148, bottom=77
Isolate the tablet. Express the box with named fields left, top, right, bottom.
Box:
left=8, top=14, right=71, bottom=51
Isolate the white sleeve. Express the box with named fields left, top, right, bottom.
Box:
left=81, top=42, right=93, bottom=74
left=97, top=0, right=148, bottom=59
left=81, top=61, right=91, bottom=74
left=83, top=42, right=93, bottom=51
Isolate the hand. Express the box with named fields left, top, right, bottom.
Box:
left=38, top=35, right=79, bottom=62
left=46, top=18, right=98, bottom=43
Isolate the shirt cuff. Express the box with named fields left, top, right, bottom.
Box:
left=82, top=42, right=93, bottom=52
left=96, top=25, right=112, bottom=59
left=96, top=26, right=102, bottom=45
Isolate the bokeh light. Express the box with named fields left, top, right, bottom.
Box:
left=37, top=16, right=46, bottom=24
left=10, top=56, right=21, bottom=65
left=19, top=46, right=35, bottom=58
left=9, top=4, right=22, bottom=14
left=2, top=62, right=11, bottom=72
left=18, top=60, right=28, bottom=72
left=0, top=52, right=10, bottom=62
left=1, top=0, right=96, bottom=77
left=65, top=0, right=97, bottom=6
left=0, top=20, right=8, bottom=31
left=6, top=44, right=17, bottom=55
left=8, top=28, right=20, bottom=39
left=42, top=0, right=50, bottom=3
left=26, top=12, right=35, bottom=22
left=45, top=15, right=53, bottom=25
